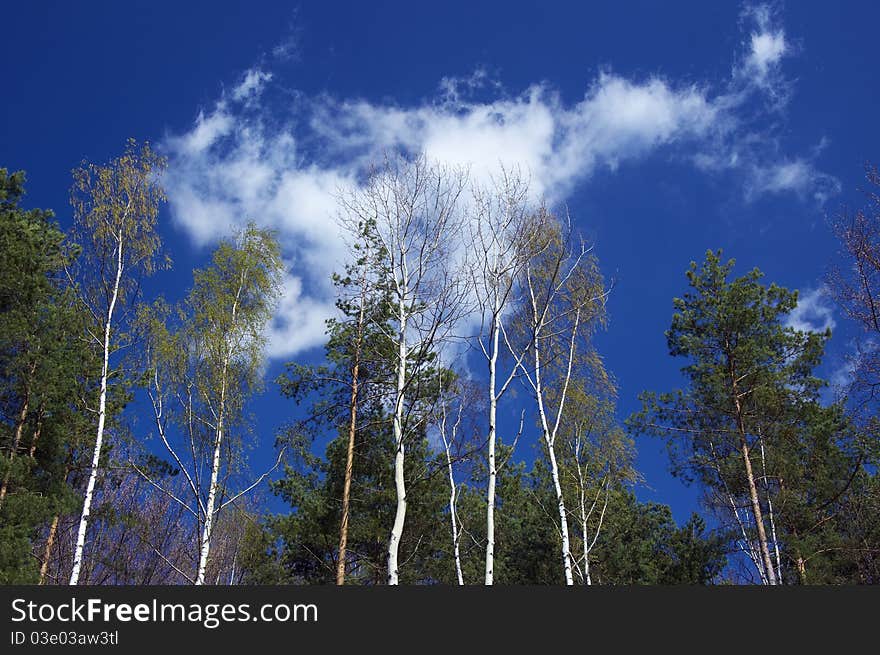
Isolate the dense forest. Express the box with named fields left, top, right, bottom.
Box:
left=1, top=141, right=878, bottom=585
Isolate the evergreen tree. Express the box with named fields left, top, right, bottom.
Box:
left=0, top=168, right=96, bottom=583
left=630, top=250, right=865, bottom=584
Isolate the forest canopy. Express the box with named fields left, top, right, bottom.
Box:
left=0, top=152, right=878, bottom=586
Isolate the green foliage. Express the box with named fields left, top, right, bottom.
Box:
left=629, top=250, right=872, bottom=583
left=139, top=222, right=284, bottom=531
left=587, top=492, right=727, bottom=584
left=70, top=138, right=168, bottom=286
left=269, top=413, right=451, bottom=584
left=0, top=168, right=95, bottom=583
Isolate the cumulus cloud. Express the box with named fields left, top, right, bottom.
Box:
left=264, top=273, right=335, bottom=358
left=160, top=7, right=838, bottom=360
left=785, top=287, right=836, bottom=334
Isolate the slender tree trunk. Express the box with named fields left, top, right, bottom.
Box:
left=485, top=310, right=500, bottom=585
left=337, top=306, right=364, bottom=585
left=577, top=477, right=591, bottom=585
left=583, top=511, right=592, bottom=586
left=532, top=320, right=576, bottom=585
left=759, top=438, right=783, bottom=584
left=442, top=428, right=464, bottom=585
left=197, top=341, right=231, bottom=585
left=795, top=551, right=807, bottom=584
left=196, top=275, right=246, bottom=586
left=546, top=443, right=574, bottom=584
left=70, top=235, right=124, bottom=586
left=197, top=415, right=224, bottom=585
left=579, top=476, right=608, bottom=587
left=27, top=409, right=44, bottom=458
left=448, top=478, right=464, bottom=586
left=39, top=514, right=60, bottom=585
left=739, top=440, right=777, bottom=585
left=0, top=364, right=34, bottom=508
left=729, top=363, right=777, bottom=586
left=387, top=299, right=408, bottom=585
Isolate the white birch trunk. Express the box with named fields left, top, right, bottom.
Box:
left=485, top=308, right=499, bottom=585
left=760, top=439, right=783, bottom=584
left=196, top=407, right=224, bottom=585
left=440, top=397, right=464, bottom=585
left=196, top=281, right=240, bottom=585
left=546, top=441, right=574, bottom=584
left=581, top=481, right=609, bottom=586
left=730, top=369, right=777, bottom=586
left=387, top=299, right=408, bottom=585
left=582, top=495, right=593, bottom=586
left=532, top=325, right=575, bottom=585
left=445, top=448, right=464, bottom=586
left=69, top=233, right=123, bottom=586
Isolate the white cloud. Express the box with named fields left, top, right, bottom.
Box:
left=264, top=273, right=334, bottom=358
left=231, top=68, right=273, bottom=102
left=749, top=31, right=787, bottom=75
left=746, top=158, right=842, bottom=203
left=737, top=3, right=789, bottom=91
left=785, top=287, right=836, bottom=334
left=170, top=108, right=234, bottom=155
left=160, top=5, right=837, bottom=360
left=310, top=74, right=716, bottom=202
left=829, top=355, right=857, bottom=392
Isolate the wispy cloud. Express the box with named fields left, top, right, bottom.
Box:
left=738, top=3, right=790, bottom=93
left=231, top=69, right=273, bottom=103
left=746, top=158, right=842, bottom=203
left=160, top=5, right=838, bottom=359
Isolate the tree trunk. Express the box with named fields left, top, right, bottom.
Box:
left=796, top=553, right=807, bottom=585
left=583, top=524, right=592, bottom=587
left=739, top=440, right=777, bottom=585
left=532, top=328, right=575, bottom=585
left=196, top=417, right=224, bottom=585
left=729, top=364, right=777, bottom=586
left=39, top=514, right=60, bottom=585
left=197, top=344, right=231, bottom=585
left=27, top=409, right=44, bottom=458
left=759, top=438, right=783, bottom=584
left=485, top=310, right=500, bottom=585
left=387, top=301, right=407, bottom=585
left=337, top=335, right=362, bottom=585
left=0, top=364, right=34, bottom=508
left=546, top=443, right=574, bottom=584
left=442, top=430, right=464, bottom=585
left=70, top=235, right=124, bottom=586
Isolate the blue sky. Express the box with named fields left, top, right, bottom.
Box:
left=3, top=1, right=879, bottom=523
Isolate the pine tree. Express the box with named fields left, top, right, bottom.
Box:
left=0, top=168, right=96, bottom=583
left=629, top=250, right=859, bottom=584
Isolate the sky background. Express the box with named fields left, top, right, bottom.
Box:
left=3, top=1, right=880, bottom=523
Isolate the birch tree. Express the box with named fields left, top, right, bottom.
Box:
left=513, top=213, right=610, bottom=584
left=137, top=223, right=283, bottom=584
left=67, top=140, right=167, bottom=585
left=828, top=164, right=880, bottom=406
left=433, top=368, right=483, bottom=585
left=342, top=154, right=467, bottom=584
left=560, top=390, right=636, bottom=585
left=466, top=172, right=545, bottom=585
